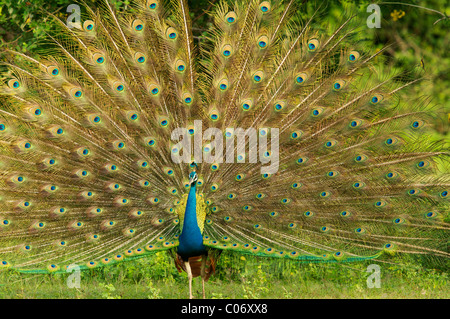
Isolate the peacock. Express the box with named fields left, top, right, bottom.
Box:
left=0, top=0, right=448, bottom=299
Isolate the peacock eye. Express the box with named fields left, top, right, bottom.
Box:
left=348, top=51, right=360, bottom=62
left=307, top=39, right=319, bottom=51
left=148, top=1, right=158, bottom=10
left=225, top=12, right=237, bottom=24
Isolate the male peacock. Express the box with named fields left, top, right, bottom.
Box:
left=0, top=0, right=448, bottom=299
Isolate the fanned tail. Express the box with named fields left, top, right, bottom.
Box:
left=0, top=0, right=448, bottom=274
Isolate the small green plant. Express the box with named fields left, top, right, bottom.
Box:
left=99, top=283, right=121, bottom=299
left=147, top=280, right=162, bottom=299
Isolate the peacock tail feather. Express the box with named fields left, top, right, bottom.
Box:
left=0, top=0, right=449, bottom=277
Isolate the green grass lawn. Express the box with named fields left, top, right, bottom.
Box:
left=0, top=252, right=448, bottom=299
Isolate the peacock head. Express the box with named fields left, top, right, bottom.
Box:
left=189, top=162, right=199, bottom=185
left=189, top=171, right=198, bottom=185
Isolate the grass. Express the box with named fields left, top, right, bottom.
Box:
left=0, top=252, right=448, bottom=299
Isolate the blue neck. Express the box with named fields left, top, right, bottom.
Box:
left=177, top=182, right=206, bottom=259
left=182, top=183, right=199, bottom=234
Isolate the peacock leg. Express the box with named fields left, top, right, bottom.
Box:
left=184, top=261, right=194, bottom=299
left=201, top=255, right=207, bottom=299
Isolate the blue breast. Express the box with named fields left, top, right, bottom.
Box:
left=177, top=183, right=206, bottom=260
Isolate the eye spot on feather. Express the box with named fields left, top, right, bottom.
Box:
left=307, top=39, right=319, bottom=51
left=256, top=193, right=265, bottom=199
left=348, top=51, right=360, bottom=62
left=183, top=93, right=193, bottom=104
left=302, top=211, right=313, bottom=218
left=239, top=99, right=252, bottom=111
left=354, top=154, right=368, bottom=163
left=324, top=140, right=337, bottom=148
left=349, top=119, right=363, bottom=128
left=73, top=90, right=83, bottom=98
left=320, top=226, right=329, bottom=232
left=47, top=66, right=60, bottom=76
left=374, top=200, right=387, bottom=208
left=340, top=210, right=351, bottom=218
left=95, top=56, right=105, bottom=64
left=384, top=136, right=399, bottom=146
left=416, top=160, right=429, bottom=169
left=290, top=130, right=302, bottom=139
left=222, top=44, right=233, bottom=58
left=274, top=101, right=285, bottom=111
left=250, top=69, right=265, bottom=84
left=295, top=72, right=309, bottom=85
left=209, top=110, right=220, bottom=121
left=320, top=191, right=331, bottom=198
left=225, top=12, right=237, bottom=24
left=311, top=107, right=324, bottom=117
left=353, top=182, right=366, bottom=189
left=259, top=1, right=270, bottom=13
left=370, top=94, right=383, bottom=105
left=218, top=79, right=228, bottom=91
left=425, top=211, right=437, bottom=219
left=291, top=182, right=302, bottom=189
left=10, top=80, right=20, bottom=89
left=115, top=84, right=124, bottom=92
left=227, top=193, right=236, bottom=200
left=132, top=19, right=144, bottom=32
left=269, top=211, right=278, bottom=217
left=410, top=120, right=424, bottom=129
left=149, top=84, right=160, bottom=96
left=333, top=80, right=345, bottom=91
left=257, top=35, right=269, bottom=48
left=147, top=1, right=158, bottom=10
left=83, top=20, right=95, bottom=31
left=166, top=27, right=178, bottom=40
left=146, top=138, right=156, bottom=147
left=327, top=171, right=339, bottom=178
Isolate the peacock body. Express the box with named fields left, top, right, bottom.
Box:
left=0, top=0, right=449, bottom=299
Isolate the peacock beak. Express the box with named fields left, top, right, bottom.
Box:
left=189, top=176, right=195, bottom=185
